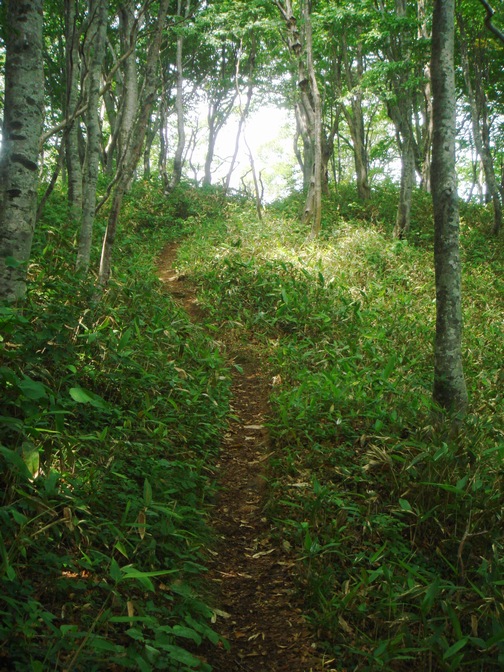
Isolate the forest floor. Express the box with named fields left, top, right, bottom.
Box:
left=157, top=243, right=332, bottom=672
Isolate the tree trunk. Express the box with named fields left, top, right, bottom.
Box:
left=339, top=36, right=371, bottom=202
left=98, top=0, right=170, bottom=287
left=166, top=0, right=191, bottom=193
left=203, top=112, right=218, bottom=186
left=116, top=3, right=139, bottom=173
left=225, top=36, right=256, bottom=194
left=458, top=17, right=502, bottom=235
left=76, top=0, right=108, bottom=273
left=277, top=0, right=323, bottom=233
left=65, top=0, right=83, bottom=231
left=431, top=0, right=468, bottom=415
left=202, top=44, right=238, bottom=187
left=0, top=0, right=44, bottom=302
left=294, top=103, right=314, bottom=190
left=418, top=0, right=433, bottom=192
left=394, top=130, right=415, bottom=238
left=346, top=97, right=371, bottom=201
left=302, top=0, right=322, bottom=237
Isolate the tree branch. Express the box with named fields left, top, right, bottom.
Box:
left=477, top=0, right=504, bottom=44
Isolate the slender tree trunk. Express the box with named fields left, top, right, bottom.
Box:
left=225, top=85, right=252, bottom=193
left=159, top=93, right=168, bottom=175
left=458, top=18, right=502, bottom=235
left=115, top=2, right=139, bottom=177
left=203, top=112, right=218, bottom=186
left=202, top=45, right=238, bottom=187
left=65, top=0, right=83, bottom=230
left=76, top=0, right=108, bottom=273
left=418, top=0, right=433, bottom=191
left=98, top=0, right=170, bottom=287
left=0, top=0, right=44, bottom=302
left=394, top=131, right=415, bottom=238
left=166, top=0, right=191, bottom=193
left=302, top=0, right=322, bottom=237
left=103, top=87, right=119, bottom=174
left=37, top=141, right=65, bottom=222
left=294, top=103, right=314, bottom=190
left=346, top=97, right=371, bottom=201
left=277, top=0, right=323, bottom=233
left=431, top=0, right=468, bottom=415
left=339, top=34, right=371, bottom=202
left=225, top=37, right=256, bottom=194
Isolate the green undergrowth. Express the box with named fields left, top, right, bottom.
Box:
left=176, top=187, right=504, bottom=671
left=0, top=181, right=231, bottom=670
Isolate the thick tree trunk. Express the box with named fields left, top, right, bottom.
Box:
left=76, top=0, right=108, bottom=273
left=431, top=0, right=468, bottom=415
left=0, top=0, right=44, bottom=302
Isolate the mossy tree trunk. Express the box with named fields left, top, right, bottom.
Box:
left=430, top=0, right=468, bottom=416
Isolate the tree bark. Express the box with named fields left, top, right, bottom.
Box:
left=394, top=128, right=415, bottom=239
left=76, top=0, right=108, bottom=273
left=166, top=0, right=191, bottom=193
left=277, top=0, right=323, bottom=234
left=0, top=0, right=44, bottom=302
left=301, top=0, right=322, bottom=237
left=225, top=37, right=256, bottom=194
left=340, top=37, right=371, bottom=201
left=65, top=0, right=83, bottom=231
left=458, top=15, right=502, bottom=235
left=98, top=0, right=170, bottom=287
left=344, top=97, right=371, bottom=201
left=431, top=0, right=468, bottom=415
left=418, top=0, right=433, bottom=192
left=116, top=3, right=139, bottom=174
left=203, top=45, right=238, bottom=187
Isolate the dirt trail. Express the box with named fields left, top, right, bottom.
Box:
left=157, top=243, right=329, bottom=672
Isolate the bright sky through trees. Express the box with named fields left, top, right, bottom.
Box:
left=195, top=104, right=298, bottom=201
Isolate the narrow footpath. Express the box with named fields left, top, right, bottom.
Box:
left=157, top=244, right=332, bottom=672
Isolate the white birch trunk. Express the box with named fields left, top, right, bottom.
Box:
left=0, top=0, right=44, bottom=302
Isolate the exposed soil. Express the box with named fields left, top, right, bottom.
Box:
left=157, top=243, right=331, bottom=672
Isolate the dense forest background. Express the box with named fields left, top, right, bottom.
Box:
left=0, top=0, right=503, bottom=670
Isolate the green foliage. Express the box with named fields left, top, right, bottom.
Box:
left=176, top=184, right=504, bottom=671
left=0, top=184, right=231, bottom=670
left=121, top=178, right=229, bottom=233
